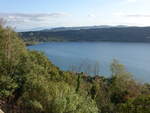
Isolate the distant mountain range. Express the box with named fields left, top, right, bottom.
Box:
left=44, top=25, right=125, bottom=32
left=20, top=26, right=150, bottom=43
left=21, top=25, right=129, bottom=32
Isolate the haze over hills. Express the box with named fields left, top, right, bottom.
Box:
left=20, top=26, right=150, bottom=43
left=43, top=25, right=121, bottom=32
left=21, top=25, right=129, bottom=32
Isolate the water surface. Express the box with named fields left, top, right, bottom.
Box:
left=29, top=42, right=150, bottom=83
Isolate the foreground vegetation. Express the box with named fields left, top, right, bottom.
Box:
left=0, top=24, right=150, bottom=113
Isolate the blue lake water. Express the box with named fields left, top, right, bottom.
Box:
left=28, top=42, right=150, bottom=83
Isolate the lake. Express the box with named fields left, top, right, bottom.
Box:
left=28, top=42, right=150, bottom=83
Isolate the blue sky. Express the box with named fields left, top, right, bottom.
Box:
left=0, top=0, right=150, bottom=31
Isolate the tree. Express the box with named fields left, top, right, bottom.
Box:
left=0, top=75, right=18, bottom=98
left=110, top=60, right=141, bottom=104
left=0, top=26, right=27, bottom=77
left=117, top=95, right=150, bottom=113
left=20, top=78, right=99, bottom=113
left=76, top=74, right=81, bottom=92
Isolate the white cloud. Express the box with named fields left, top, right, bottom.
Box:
left=125, top=0, right=149, bottom=3
left=125, top=14, right=150, bottom=18
left=0, top=12, right=71, bottom=31
left=112, top=12, right=150, bottom=26
left=113, top=12, right=150, bottom=18
left=88, top=14, right=96, bottom=18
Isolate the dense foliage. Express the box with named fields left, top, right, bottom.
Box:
left=21, top=27, right=150, bottom=43
left=0, top=25, right=150, bottom=113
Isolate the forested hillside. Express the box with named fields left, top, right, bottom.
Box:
left=0, top=24, right=150, bottom=113
left=21, top=27, right=150, bottom=43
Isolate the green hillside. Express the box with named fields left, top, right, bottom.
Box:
left=0, top=25, right=150, bottom=113
left=21, top=27, right=150, bottom=43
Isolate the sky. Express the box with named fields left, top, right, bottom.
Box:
left=0, top=0, right=150, bottom=31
